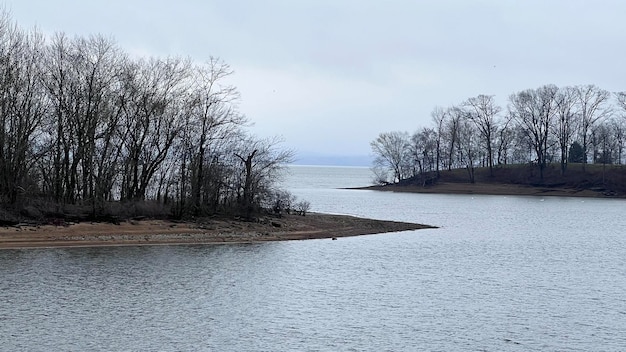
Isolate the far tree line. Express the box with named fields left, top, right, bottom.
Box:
left=0, top=11, right=303, bottom=221
left=371, top=83, right=626, bottom=184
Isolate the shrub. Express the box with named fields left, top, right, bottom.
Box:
left=295, top=200, right=311, bottom=216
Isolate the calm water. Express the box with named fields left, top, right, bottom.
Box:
left=1, top=165, right=626, bottom=351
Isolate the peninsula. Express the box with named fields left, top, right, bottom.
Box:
left=0, top=213, right=434, bottom=249
left=360, top=163, right=626, bottom=198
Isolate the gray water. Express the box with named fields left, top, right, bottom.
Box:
left=1, top=165, right=626, bottom=351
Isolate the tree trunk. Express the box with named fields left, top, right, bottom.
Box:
left=235, top=150, right=257, bottom=219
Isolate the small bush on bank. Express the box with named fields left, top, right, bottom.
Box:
left=295, top=200, right=311, bottom=216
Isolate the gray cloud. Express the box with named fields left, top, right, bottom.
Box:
left=6, top=0, right=626, bottom=160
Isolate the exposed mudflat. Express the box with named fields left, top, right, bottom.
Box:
left=0, top=213, right=434, bottom=249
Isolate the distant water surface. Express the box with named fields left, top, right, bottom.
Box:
left=1, top=165, right=625, bottom=351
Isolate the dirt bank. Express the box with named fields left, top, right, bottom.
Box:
left=0, top=213, right=434, bottom=249
left=359, top=182, right=615, bottom=198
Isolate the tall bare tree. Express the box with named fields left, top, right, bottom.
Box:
left=508, top=85, right=558, bottom=180
left=457, top=117, right=480, bottom=183
left=552, top=86, right=579, bottom=174
left=119, top=57, right=190, bottom=200
left=40, top=32, right=72, bottom=203
left=409, top=127, right=437, bottom=184
left=444, top=106, right=464, bottom=170
left=370, top=131, right=410, bottom=183
left=495, top=113, right=514, bottom=165
left=576, top=84, right=611, bottom=170
left=184, top=58, right=247, bottom=214
left=234, top=136, right=293, bottom=219
left=463, top=94, right=501, bottom=176
left=609, top=117, right=626, bottom=165
left=0, top=19, right=47, bottom=203
left=431, top=106, right=447, bottom=177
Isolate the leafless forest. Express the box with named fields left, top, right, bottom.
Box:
left=372, top=85, right=626, bottom=186
left=0, top=12, right=297, bottom=223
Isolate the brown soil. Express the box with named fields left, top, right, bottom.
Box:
left=0, top=213, right=434, bottom=249
left=363, top=182, right=608, bottom=198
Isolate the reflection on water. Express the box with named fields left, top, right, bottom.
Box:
left=1, top=166, right=625, bottom=351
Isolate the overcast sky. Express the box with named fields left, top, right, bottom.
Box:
left=5, top=0, right=626, bottom=164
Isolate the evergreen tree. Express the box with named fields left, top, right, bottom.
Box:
left=568, top=142, right=585, bottom=163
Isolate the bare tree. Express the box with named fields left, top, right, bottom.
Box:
left=591, top=121, right=614, bottom=164
left=370, top=131, right=410, bottom=183
left=614, top=92, right=626, bottom=164
left=409, top=127, right=437, bottom=184
left=495, top=113, right=514, bottom=165
left=294, top=200, right=311, bottom=216
left=444, top=106, right=463, bottom=170
left=0, top=19, right=47, bottom=203
left=0, top=13, right=48, bottom=203
left=508, top=85, right=558, bottom=180
left=39, top=33, right=123, bottom=207
left=234, top=136, right=294, bottom=219
left=457, top=117, right=480, bottom=183
left=40, top=32, right=72, bottom=203
left=609, top=118, right=626, bottom=165
left=591, top=120, right=617, bottom=184
left=184, top=58, right=247, bottom=214
left=463, top=94, right=501, bottom=176
left=119, top=57, right=190, bottom=200
left=576, top=84, right=611, bottom=170
left=552, top=86, right=579, bottom=174
left=74, top=35, right=124, bottom=214
left=431, top=106, right=447, bottom=177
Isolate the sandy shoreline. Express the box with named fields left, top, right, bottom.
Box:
left=0, top=213, right=434, bottom=249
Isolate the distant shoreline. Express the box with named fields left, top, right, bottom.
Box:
left=0, top=213, right=434, bottom=249
left=355, top=182, right=623, bottom=198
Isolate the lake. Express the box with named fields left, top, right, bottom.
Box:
left=1, top=165, right=625, bottom=351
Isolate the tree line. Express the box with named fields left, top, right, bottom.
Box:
left=0, top=12, right=298, bottom=221
left=371, top=83, right=626, bottom=184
